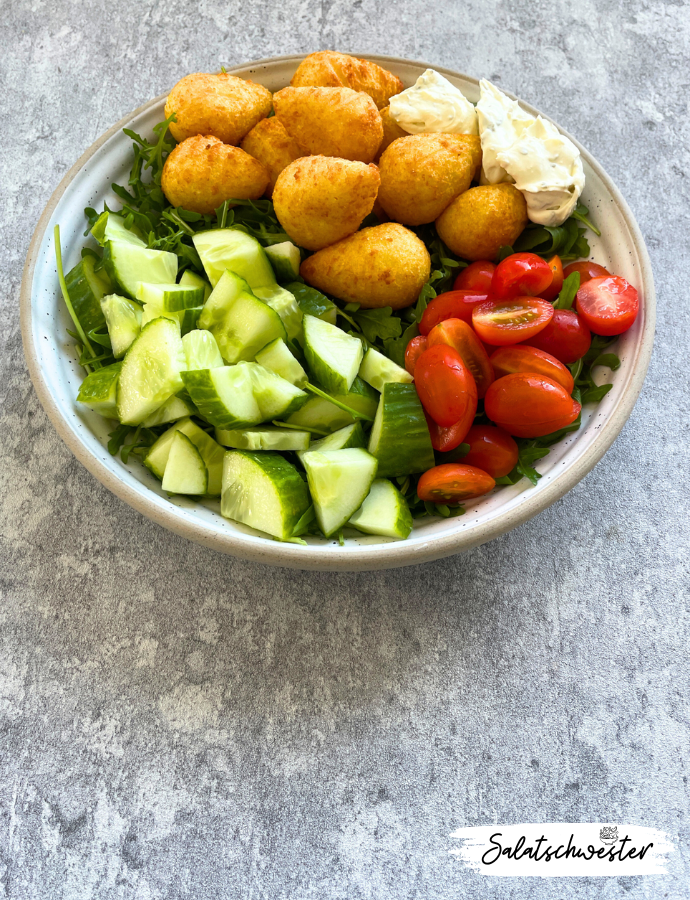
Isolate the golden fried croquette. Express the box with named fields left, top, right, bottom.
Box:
left=290, top=51, right=403, bottom=109
left=161, top=135, right=270, bottom=215
left=273, top=156, right=380, bottom=251
left=376, top=106, right=408, bottom=160
left=165, top=73, right=272, bottom=145
left=273, top=86, right=383, bottom=163
left=300, top=223, right=431, bottom=310
left=435, top=183, right=528, bottom=261
left=240, top=116, right=303, bottom=197
left=377, top=134, right=481, bottom=226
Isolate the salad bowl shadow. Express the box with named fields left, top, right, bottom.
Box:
left=20, top=54, right=655, bottom=571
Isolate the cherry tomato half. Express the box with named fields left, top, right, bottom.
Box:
left=454, top=260, right=495, bottom=293
left=521, top=309, right=591, bottom=364
left=491, top=252, right=554, bottom=299
left=414, top=344, right=478, bottom=428
left=489, top=345, right=574, bottom=393
left=562, top=260, right=610, bottom=285
left=417, top=463, right=496, bottom=504
left=424, top=408, right=475, bottom=453
left=575, top=275, right=639, bottom=336
left=427, top=318, right=495, bottom=398
left=540, top=255, right=564, bottom=302
left=419, top=290, right=488, bottom=335
left=462, top=424, right=519, bottom=479
left=404, top=335, right=427, bottom=376
left=472, top=296, right=554, bottom=346
left=484, top=373, right=581, bottom=438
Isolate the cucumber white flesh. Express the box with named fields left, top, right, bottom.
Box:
left=141, top=303, right=202, bottom=336
left=344, top=376, right=380, bottom=418
left=91, top=211, right=145, bottom=247
left=348, top=479, right=413, bottom=539
left=221, top=451, right=311, bottom=540
left=100, top=294, right=142, bottom=358
left=76, top=362, right=122, bottom=417
left=179, top=269, right=212, bottom=302
left=136, top=282, right=204, bottom=310
left=198, top=270, right=286, bottom=363
left=215, top=426, right=311, bottom=451
left=243, top=362, right=308, bottom=420
left=144, top=417, right=225, bottom=496
left=254, top=284, right=303, bottom=341
left=141, top=393, right=196, bottom=428
left=359, top=347, right=414, bottom=393
left=287, top=283, right=337, bottom=327
left=182, top=329, right=224, bottom=370
left=65, top=255, right=112, bottom=332
left=182, top=366, right=262, bottom=429
left=255, top=338, right=308, bottom=388
left=297, top=422, right=365, bottom=462
left=302, top=448, right=378, bottom=537
left=103, top=240, right=178, bottom=300
left=161, top=432, right=208, bottom=495
left=368, top=383, right=435, bottom=478
left=303, top=314, right=363, bottom=394
left=264, top=242, right=301, bottom=282
left=284, top=378, right=378, bottom=432
left=116, top=317, right=186, bottom=425
left=193, top=228, right=275, bottom=289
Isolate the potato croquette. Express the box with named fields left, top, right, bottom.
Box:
left=273, top=86, right=383, bottom=163
left=435, top=183, right=528, bottom=261
left=161, top=135, right=270, bottom=215
left=240, top=117, right=303, bottom=197
left=165, top=73, right=272, bottom=145
left=273, top=156, right=380, bottom=251
left=376, top=106, right=408, bottom=160
left=377, top=134, right=481, bottom=225
left=290, top=51, right=404, bottom=109
left=300, top=223, right=431, bottom=310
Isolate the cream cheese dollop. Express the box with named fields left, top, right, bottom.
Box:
left=389, top=69, right=478, bottom=136
left=476, top=79, right=585, bottom=226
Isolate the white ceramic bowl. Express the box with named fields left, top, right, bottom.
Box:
left=20, top=54, right=655, bottom=571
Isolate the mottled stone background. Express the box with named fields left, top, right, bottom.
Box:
left=1, top=0, right=689, bottom=897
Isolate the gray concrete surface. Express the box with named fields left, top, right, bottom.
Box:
left=1, top=0, right=689, bottom=897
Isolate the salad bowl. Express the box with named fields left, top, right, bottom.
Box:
left=20, top=54, right=655, bottom=571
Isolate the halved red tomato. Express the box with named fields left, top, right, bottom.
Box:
left=575, top=275, right=639, bottom=336
left=453, top=260, right=495, bottom=293
left=562, top=260, right=610, bottom=285
left=404, top=335, right=427, bottom=376
left=426, top=318, right=495, bottom=398
left=521, top=309, right=591, bottom=364
left=462, top=424, right=519, bottom=479
left=491, top=252, right=554, bottom=299
left=417, top=463, right=496, bottom=504
left=424, top=408, right=475, bottom=453
left=539, top=255, right=564, bottom=302
left=489, top=345, right=574, bottom=393
left=419, top=290, right=488, bottom=334
left=472, top=297, right=554, bottom=346
left=484, top=373, right=581, bottom=438
left=414, top=344, right=478, bottom=428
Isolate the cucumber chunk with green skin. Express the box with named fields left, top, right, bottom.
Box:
left=193, top=228, right=275, bottom=289
left=100, top=294, right=142, bottom=358
left=141, top=393, right=196, bottom=428
left=255, top=284, right=303, bottom=341
left=215, top=426, right=311, bottom=451
left=359, top=347, right=414, bottom=393
left=136, top=282, right=204, bottom=310
left=91, top=211, right=145, bottom=247
left=287, top=283, right=338, bottom=327
left=182, top=366, right=262, bottom=429
left=221, top=451, right=311, bottom=540
left=103, top=240, right=178, bottom=300
left=368, top=383, right=435, bottom=478
left=297, top=422, right=365, bottom=462
left=243, top=361, right=308, bottom=419
left=303, top=315, right=363, bottom=395
left=65, top=255, right=112, bottom=332
left=285, top=378, right=378, bottom=432
left=161, top=432, right=208, bottom=495
left=141, top=303, right=202, bottom=336
left=348, top=479, right=413, bottom=539
left=345, top=376, right=380, bottom=418
left=182, top=329, right=224, bottom=370
left=265, top=242, right=301, bottom=282
left=255, top=338, right=308, bottom=387
left=76, top=362, right=122, bottom=417
left=302, top=448, right=378, bottom=537
left=198, top=270, right=286, bottom=363
left=116, top=317, right=186, bottom=425
left=144, top=417, right=225, bottom=495
left=179, top=269, right=212, bottom=302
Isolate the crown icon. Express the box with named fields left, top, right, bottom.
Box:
left=600, top=826, right=618, bottom=844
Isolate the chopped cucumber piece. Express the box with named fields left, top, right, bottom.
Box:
left=141, top=303, right=202, bottom=336
left=255, top=338, right=308, bottom=387
left=136, top=282, right=204, bottom=310
left=100, top=294, right=142, bottom=358
left=345, top=376, right=380, bottom=418
left=116, top=317, right=186, bottom=425
left=297, top=422, right=365, bottom=462
left=161, top=432, right=208, bottom=495
left=265, top=241, right=301, bottom=282
left=303, top=314, right=363, bottom=394
left=287, top=283, right=338, bottom=326
left=76, top=362, right=122, bottom=417
left=348, top=479, right=413, bottom=539
left=284, top=378, right=378, bottom=432
left=182, top=366, right=262, bottom=428
left=215, top=426, right=311, bottom=451
left=103, top=240, right=178, bottom=300
left=244, top=362, right=308, bottom=420
left=65, top=255, right=112, bottom=331
left=179, top=269, right=212, bottom=302
left=221, top=451, right=310, bottom=540
left=198, top=270, right=286, bottom=363
left=91, top=211, right=145, bottom=247
left=359, top=347, right=414, bottom=392
left=302, top=448, right=378, bottom=537
left=255, top=284, right=303, bottom=341
left=141, top=393, right=196, bottom=428
left=182, top=329, right=224, bottom=370
left=368, top=383, right=434, bottom=478
left=193, top=228, right=275, bottom=289
left=144, top=417, right=225, bottom=496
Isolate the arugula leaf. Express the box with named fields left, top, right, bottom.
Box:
left=496, top=245, right=515, bottom=262
left=496, top=443, right=550, bottom=486
left=553, top=271, right=580, bottom=310
left=571, top=202, right=602, bottom=237
left=512, top=205, right=597, bottom=262
left=352, top=307, right=402, bottom=343
left=589, top=352, right=621, bottom=371
left=582, top=383, right=613, bottom=404
left=384, top=321, right=419, bottom=368
left=292, top=505, right=316, bottom=537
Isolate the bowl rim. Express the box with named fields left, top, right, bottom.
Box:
left=20, top=53, right=656, bottom=571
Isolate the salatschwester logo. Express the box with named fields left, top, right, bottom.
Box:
left=449, top=823, right=675, bottom=877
